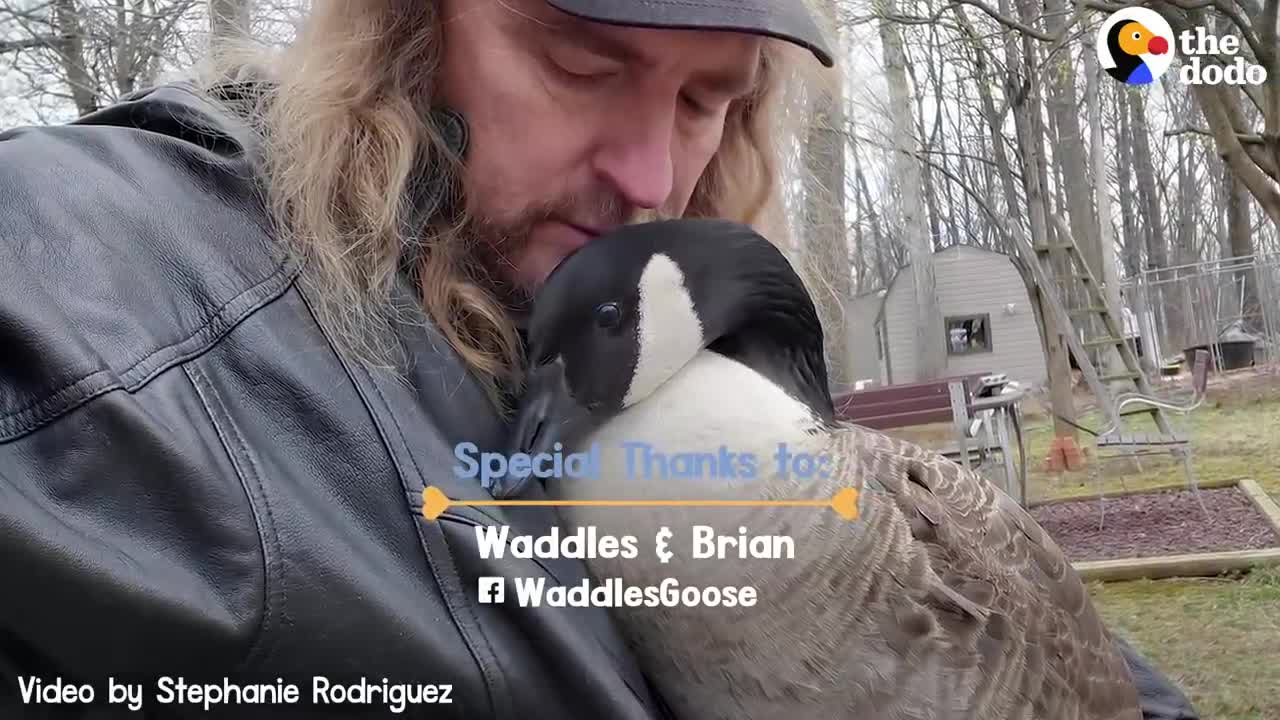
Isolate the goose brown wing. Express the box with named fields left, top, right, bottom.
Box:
left=833, top=423, right=1143, bottom=720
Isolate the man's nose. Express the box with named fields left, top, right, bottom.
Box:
left=591, top=101, right=676, bottom=211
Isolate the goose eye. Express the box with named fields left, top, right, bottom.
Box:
left=594, top=302, right=622, bottom=329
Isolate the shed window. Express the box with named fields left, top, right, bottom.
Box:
left=945, top=314, right=992, bottom=356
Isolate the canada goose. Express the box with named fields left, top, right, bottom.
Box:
left=492, top=218, right=1143, bottom=720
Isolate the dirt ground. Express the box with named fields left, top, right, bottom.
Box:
left=1030, top=486, right=1280, bottom=562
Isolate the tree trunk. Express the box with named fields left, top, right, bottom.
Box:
left=1226, top=163, right=1260, bottom=331
left=1046, top=0, right=1112, bottom=380
left=852, top=209, right=866, bottom=295
left=879, top=0, right=945, bottom=379
left=956, top=1, right=1076, bottom=433
left=1012, top=0, right=1076, bottom=439
left=801, top=46, right=852, bottom=391
left=1174, top=134, right=1195, bottom=266
left=935, top=64, right=962, bottom=249
left=1114, top=87, right=1142, bottom=278
left=851, top=135, right=891, bottom=290
left=1126, top=89, right=1187, bottom=354
left=210, top=0, right=253, bottom=42
left=1129, top=92, right=1168, bottom=273
left=52, top=0, right=97, bottom=116
left=1084, top=28, right=1132, bottom=380
left=1148, top=1, right=1280, bottom=226
left=910, top=55, right=945, bottom=251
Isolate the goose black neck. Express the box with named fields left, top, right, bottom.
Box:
left=691, top=246, right=836, bottom=425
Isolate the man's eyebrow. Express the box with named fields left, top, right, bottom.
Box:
left=547, top=17, right=653, bottom=67
left=541, top=12, right=759, bottom=95
left=552, top=22, right=758, bottom=94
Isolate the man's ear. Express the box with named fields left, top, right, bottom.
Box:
left=432, top=107, right=469, bottom=160
left=399, top=107, right=470, bottom=280
left=405, top=107, right=470, bottom=228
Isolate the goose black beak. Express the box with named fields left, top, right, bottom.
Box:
left=487, top=356, right=594, bottom=499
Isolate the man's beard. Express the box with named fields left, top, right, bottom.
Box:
left=461, top=191, right=670, bottom=311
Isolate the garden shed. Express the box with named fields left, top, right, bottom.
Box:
left=877, top=245, right=1049, bottom=388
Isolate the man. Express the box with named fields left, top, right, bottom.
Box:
left=0, top=1, right=1196, bottom=717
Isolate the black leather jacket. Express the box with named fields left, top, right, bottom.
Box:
left=0, top=82, right=670, bottom=719
left=0, top=82, right=1196, bottom=720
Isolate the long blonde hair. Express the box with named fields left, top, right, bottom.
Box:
left=198, top=0, right=814, bottom=412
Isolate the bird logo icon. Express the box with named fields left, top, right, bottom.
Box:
left=1097, top=8, right=1175, bottom=85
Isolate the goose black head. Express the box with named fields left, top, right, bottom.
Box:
left=488, top=218, right=836, bottom=498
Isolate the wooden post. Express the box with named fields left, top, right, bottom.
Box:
left=949, top=381, right=971, bottom=471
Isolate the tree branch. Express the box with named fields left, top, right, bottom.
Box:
left=1166, top=126, right=1266, bottom=144
left=0, top=34, right=69, bottom=53
left=1191, top=80, right=1280, bottom=224
left=952, top=0, right=1056, bottom=40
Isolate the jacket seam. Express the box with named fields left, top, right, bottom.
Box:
left=183, top=360, right=285, bottom=671
left=358, top=369, right=506, bottom=718
left=428, top=503, right=571, bottom=585
left=0, top=257, right=301, bottom=443
left=367, top=377, right=511, bottom=710
left=292, top=285, right=505, bottom=717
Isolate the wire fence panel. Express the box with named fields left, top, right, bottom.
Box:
left=1120, top=253, right=1280, bottom=372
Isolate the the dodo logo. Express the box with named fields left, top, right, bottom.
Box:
left=1097, top=8, right=1267, bottom=86
left=1097, top=8, right=1174, bottom=85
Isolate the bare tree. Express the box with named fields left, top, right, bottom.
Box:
left=7, top=0, right=1278, bottom=411
left=801, top=29, right=855, bottom=391
left=878, top=0, right=945, bottom=380
left=1084, top=27, right=1129, bottom=381
left=209, top=0, right=252, bottom=42
left=831, top=0, right=1280, bottom=436
left=1, top=0, right=213, bottom=119
left=0, top=0, right=293, bottom=126
left=1147, top=0, right=1280, bottom=226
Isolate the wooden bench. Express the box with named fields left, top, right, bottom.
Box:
left=833, top=373, right=1028, bottom=504
left=833, top=373, right=988, bottom=432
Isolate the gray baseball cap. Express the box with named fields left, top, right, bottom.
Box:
left=543, top=0, right=835, bottom=68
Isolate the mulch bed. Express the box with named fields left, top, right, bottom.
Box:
left=1030, top=485, right=1280, bottom=563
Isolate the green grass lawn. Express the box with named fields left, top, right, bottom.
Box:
left=1019, top=375, right=1280, bottom=503
left=1091, top=567, right=1280, bottom=720
left=890, top=371, right=1280, bottom=718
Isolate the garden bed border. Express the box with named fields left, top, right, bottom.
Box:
left=1027, top=477, right=1280, bottom=582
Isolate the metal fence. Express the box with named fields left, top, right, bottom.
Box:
left=1119, top=252, right=1280, bottom=372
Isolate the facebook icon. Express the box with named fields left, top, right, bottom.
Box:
left=478, top=577, right=504, bottom=604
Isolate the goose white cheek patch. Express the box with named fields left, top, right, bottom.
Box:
left=623, top=253, right=704, bottom=407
